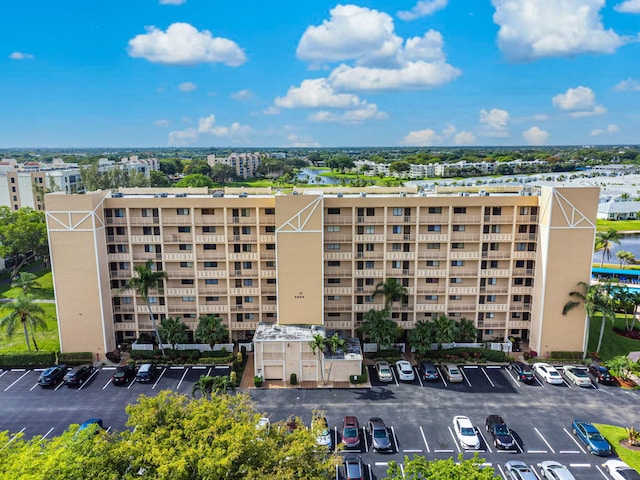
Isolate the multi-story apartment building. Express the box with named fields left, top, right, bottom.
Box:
left=45, top=185, right=598, bottom=365
left=207, top=153, right=261, bottom=179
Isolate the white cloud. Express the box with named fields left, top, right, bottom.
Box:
left=591, top=124, right=620, bottom=136
left=479, top=108, right=510, bottom=137
left=552, top=86, right=606, bottom=116
left=454, top=131, right=477, bottom=145
left=398, top=0, right=448, bottom=21
left=128, top=22, right=246, bottom=66
left=402, top=128, right=441, bottom=146
left=286, top=133, right=321, bottom=148
left=492, top=0, right=625, bottom=61
left=160, top=0, right=186, bottom=4
left=309, top=104, right=388, bottom=123
left=178, top=81, right=197, bottom=92
left=275, top=78, right=365, bottom=109
left=168, top=114, right=252, bottom=145
left=9, top=51, right=34, bottom=60
left=615, top=0, right=640, bottom=13
left=522, top=126, right=549, bottom=145
left=262, top=106, right=280, bottom=115
left=154, top=119, right=170, bottom=127
left=403, top=31, right=446, bottom=62
left=614, top=78, right=640, bottom=91
left=231, top=89, right=252, bottom=100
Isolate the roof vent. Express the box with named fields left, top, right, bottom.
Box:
left=337, top=192, right=343, bottom=198
left=112, top=192, right=123, bottom=198
left=175, top=193, right=187, bottom=198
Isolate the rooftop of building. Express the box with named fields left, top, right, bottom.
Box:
left=254, top=323, right=325, bottom=342
left=324, top=337, right=363, bottom=361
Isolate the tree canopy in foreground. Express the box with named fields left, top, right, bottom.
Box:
left=387, top=453, right=500, bottom=480
left=0, top=391, right=339, bottom=480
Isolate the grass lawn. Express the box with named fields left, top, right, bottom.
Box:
left=0, top=303, right=59, bottom=353
left=588, top=314, right=640, bottom=361
left=595, top=424, right=640, bottom=472
left=0, top=270, right=54, bottom=300
left=597, top=219, right=640, bottom=232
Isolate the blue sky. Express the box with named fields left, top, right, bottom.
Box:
left=1, top=0, right=639, bottom=148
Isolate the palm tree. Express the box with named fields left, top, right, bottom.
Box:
left=456, top=318, right=478, bottom=343
left=11, top=272, right=40, bottom=295
left=616, top=250, right=635, bottom=269
left=120, top=260, right=167, bottom=357
left=158, top=317, right=189, bottom=350
left=629, top=290, right=640, bottom=332
left=325, top=333, right=347, bottom=383
left=595, top=228, right=622, bottom=268
left=359, top=308, right=400, bottom=349
left=372, top=278, right=408, bottom=312
left=195, top=314, right=229, bottom=349
left=408, top=320, right=436, bottom=355
left=191, top=375, right=216, bottom=400
left=309, top=334, right=327, bottom=385
left=432, top=314, right=459, bottom=349
left=0, top=294, right=47, bottom=351
left=562, top=281, right=615, bottom=356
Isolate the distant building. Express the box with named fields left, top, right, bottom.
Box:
left=597, top=201, right=640, bottom=220
left=207, top=153, right=261, bottom=179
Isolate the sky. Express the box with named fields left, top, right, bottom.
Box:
left=1, top=0, right=639, bottom=149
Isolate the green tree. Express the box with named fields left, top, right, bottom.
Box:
left=605, top=355, right=639, bottom=381
left=616, top=250, right=636, bottom=268
left=359, top=308, right=400, bottom=349
left=0, top=294, right=47, bottom=351
left=456, top=318, right=478, bottom=342
left=183, top=159, right=212, bottom=176
left=175, top=173, right=214, bottom=188
left=11, top=271, right=40, bottom=295
left=408, top=320, right=436, bottom=355
left=159, top=158, right=181, bottom=176
left=150, top=170, right=171, bottom=187
left=387, top=453, right=499, bottom=480
left=158, top=317, right=189, bottom=349
left=210, top=163, right=237, bottom=183
left=120, top=260, right=168, bottom=357
left=191, top=374, right=216, bottom=400
left=432, top=314, right=459, bottom=349
left=595, top=228, right=621, bottom=268
left=309, top=334, right=327, bottom=385
left=325, top=333, right=347, bottom=383
left=195, top=314, right=229, bottom=348
left=389, top=161, right=411, bottom=175
left=372, top=278, right=408, bottom=311
left=0, top=206, right=48, bottom=277
left=562, top=281, right=616, bottom=356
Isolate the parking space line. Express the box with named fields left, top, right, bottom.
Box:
left=448, top=426, right=461, bottom=453
left=562, top=427, right=586, bottom=453
left=461, top=368, right=472, bottom=387
left=176, top=367, right=189, bottom=390
left=127, top=375, right=137, bottom=389
left=403, top=449, right=422, bottom=453
left=390, top=367, right=399, bottom=387
left=559, top=451, right=581, bottom=454
left=391, top=425, right=399, bottom=453
left=419, top=426, right=430, bottom=453
left=434, top=449, right=454, bottom=453
left=399, top=463, right=405, bottom=478
left=152, top=367, right=167, bottom=389
left=513, top=437, right=525, bottom=453
left=0, top=371, right=7, bottom=378
left=205, top=367, right=212, bottom=377
left=54, top=380, right=65, bottom=391
left=367, top=464, right=372, bottom=480
left=334, top=426, right=338, bottom=450
left=439, top=367, right=448, bottom=388
left=534, top=427, right=555, bottom=454
left=486, top=365, right=501, bottom=369
left=478, top=430, right=493, bottom=453
left=1, top=428, right=25, bottom=452
left=527, top=450, right=548, bottom=454
left=481, top=367, right=496, bottom=388
left=11, top=368, right=26, bottom=371
left=505, top=368, right=522, bottom=387
left=192, top=366, right=206, bottom=369
left=29, top=382, right=39, bottom=391
left=415, top=366, right=423, bottom=387
left=102, top=367, right=116, bottom=370
left=214, top=365, right=228, bottom=369
left=170, top=366, right=185, bottom=370
left=595, top=465, right=608, bottom=479
left=362, top=425, right=368, bottom=452
left=496, top=463, right=508, bottom=480
left=40, top=427, right=54, bottom=441
left=569, top=464, right=591, bottom=468
left=4, top=371, right=30, bottom=391
left=374, top=462, right=389, bottom=466
left=78, top=369, right=100, bottom=391
left=102, top=378, right=112, bottom=390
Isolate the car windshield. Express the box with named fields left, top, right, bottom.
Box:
left=374, top=429, right=387, bottom=438
left=588, top=432, right=604, bottom=441
left=549, top=371, right=561, bottom=377
left=572, top=369, right=588, bottom=377
left=449, top=368, right=459, bottom=375
left=380, top=367, right=390, bottom=374
left=461, top=427, right=475, bottom=436
left=347, top=463, right=361, bottom=476
left=620, top=468, right=640, bottom=480
left=495, top=425, right=509, bottom=435
left=344, top=427, right=357, bottom=437
left=402, top=367, right=412, bottom=373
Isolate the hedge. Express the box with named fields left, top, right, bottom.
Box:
left=422, top=347, right=507, bottom=363
left=350, top=364, right=369, bottom=385
left=58, top=352, right=93, bottom=366
left=0, top=351, right=56, bottom=368
left=550, top=351, right=583, bottom=360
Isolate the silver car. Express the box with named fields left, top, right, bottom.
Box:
left=375, top=361, right=393, bottom=382
left=540, top=461, right=576, bottom=480
left=505, top=461, right=538, bottom=480
left=442, top=363, right=464, bottom=383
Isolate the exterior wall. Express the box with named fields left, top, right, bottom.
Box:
left=254, top=340, right=320, bottom=382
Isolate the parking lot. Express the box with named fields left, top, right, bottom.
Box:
left=2, top=361, right=639, bottom=479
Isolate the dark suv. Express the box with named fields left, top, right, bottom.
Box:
left=112, top=365, right=136, bottom=385
left=64, top=364, right=95, bottom=387
left=37, top=364, right=68, bottom=388
left=344, top=456, right=364, bottom=480
left=485, top=415, right=516, bottom=450
left=588, top=365, right=614, bottom=384
left=510, top=361, right=535, bottom=383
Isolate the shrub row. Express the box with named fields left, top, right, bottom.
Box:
left=367, top=349, right=402, bottom=362
left=350, top=364, right=369, bottom=385
left=0, top=351, right=56, bottom=368
left=422, top=347, right=507, bottom=363
left=58, top=352, right=93, bottom=366
left=549, top=351, right=583, bottom=360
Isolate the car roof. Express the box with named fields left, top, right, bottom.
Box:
left=396, top=360, right=411, bottom=366
left=376, top=361, right=390, bottom=366
left=445, top=363, right=459, bottom=369
left=420, top=360, right=436, bottom=367
left=454, top=416, right=472, bottom=427
left=344, top=415, right=358, bottom=425
left=368, top=417, right=385, bottom=428
left=487, top=415, right=505, bottom=423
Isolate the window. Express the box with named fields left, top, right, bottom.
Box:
left=266, top=261, right=275, bottom=267
left=492, top=207, right=502, bottom=215
left=392, top=261, right=401, bottom=269
left=428, top=207, right=442, bottom=214
left=179, top=244, right=192, bottom=251
left=241, top=226, right=251, bottom=235
left=486, top=295, right=496, bottom=302
left=519, top=207, right=529, bottom=215
left=266, top=244, right=275, bottom=250
left=242, top=262, right=252, bottom=269
left=204, top=262, right=218, bottom=268
left=244, top=296, right=254, bottom=303
left=180, top=261, right=193, bottom=267
left=201, top=208, right=215, bottom=215
left=177, top=208, right=189, bottom=215
left=327, top=208, right=341, bottom=214
left=178, top=226, right=191, bottom=233
left=328, top=278, right=341, bottom=284
left=327, top=243, right=340, bottom=250
left=392, top=243, right=401, bottom=251
left=265, top=208, right=275, bottom=215
left=365, top=225, right=375, bottom=234
left=516, top=243, right=526, bottom=251
left=327, top=261, right=341, bottom=267
left=266, top=278, right=276, bottom=284
left=241, top=208, right=250, bottom=217
left=392, top=225, right=402, bottom=234
left=242, top=244, right=252, bottom=252
left=118, top=262, right=129, bottom=270
left=425, top=295, right=438, bottom=300
left=449, top=295, right=462, bottom=300
left=202, top=226, right=216, bottom=233
left=204, top=244, right=216, bottom=250
left=365, top=278, right=375, bottom=286
left=488, top=278, right=497, bottom=285
left=365, top=261, right=374, bottom=269
left=243, top=279, right=253, bottom=287
left=453, top=225, right=465, bottom=231
left=427, top=243, right=440, bottom=249
left=121, top=297, right=133, bottom=304
left=365, top=243, right=374, bottom=251
left=327, top=226, right=341, bottom=232
left=206, top=297, right=219, bottom=302
left=486, top=312, right=495, bottom=318
left=511, top=312, right=522, bottom=319
left=114, top=208, right=125, bottom=217
left=450, top=278, right=463, bottom=284
left=205, top=279, right=218, bottom=285
left=513, top=295, right=522, bottom=302
left=490, top=243, right=499, bottom=251
left=393, top=207, right=402, bottom=216
left=453, top=207, right=466, bottom=214
left=518, top=224, right=528, bottom=233
left=181, top=279, right=194, bottom=285
left=427, top=225, right=441, bottom=232
left=426, top=260, right=440, bottom=266
left=451, top=260, right=464, bottom=267
left=265, top=225, right=275, bottom=233
left=328, top=296, right=341, bottom=300
left=425, top=278, right=439, bottom=283
left=182, top=296, right=195, bottom=302
left=451, top=243, right=464, bottom=249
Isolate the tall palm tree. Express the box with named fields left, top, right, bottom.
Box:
left=11, top=272, right=40, bottom=295
left=158, top=317, right=189, bottom=350
left=456, top=318, right=478, bottom=343
left=408, top=320, right=436, bottom=355
left=616, top=250, right=634, bottom=269
left=432, top=314, right=459, bottom=349
left=372, top=278, right=408, bottom=312
left=309, top=334, right=327, bottom=385
left=562, top=281, right=615, bottom=356
left=195, top=314, right=229, bottom=349
left=191, top=375, right=215, bottom=400
left=359, top=308, right=399, bottom=349
left=325, top=333, right=347, bottom=383
left=120, top=260, right=167, bottom=357
left=0, top=294, right=47, bottom=351
left=595, top=228, right=622, bottom=268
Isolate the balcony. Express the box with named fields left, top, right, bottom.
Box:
left=324, top=320, right=353, bottom=329
left=106, top=235, right=128, bottom=243
left=478, top=303, right=509, bottom=311
left=162, top=252, right=195, bottom=261
left=107, top=253, right=131, bottom=262
left=229, top=321, right=258, bottom=330
left=160, top=216, right=192, bottom=226
left=109, top=271, right=132, bottom=279
left=164, top=288, right=196, bottom=296
left=324, top=287, right=353, bottom=295
left=228, top=253, right=259, bottom=261
left=417, top=233, right=449, bottom=242
left=196, top=252, right=227, bottom=260
left=513, top=251, right=537, bottom=259
left=196, top=270, right=229, bottom=278
left=415, top=303, right=446, bottom=311
left=200, top=305, right=228, bottom=313
left=386, top=251, right=415, bottom=260
left=164, top=234, right=193, bottom=243
left=194, top=235, right=226, bottom=243
left=482, top=233, right=513, bottom=242
left=449, top=251, right=480, bottom=260
left=229, top=287, right=260, bottom=295
left=130, top=235, right=161, bottom=243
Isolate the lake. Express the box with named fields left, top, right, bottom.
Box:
left=593, top=234, right=640, bottom=265
left=296, top=168, right=340, bottom=185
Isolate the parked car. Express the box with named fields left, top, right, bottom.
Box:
left=588, top=364, right=614, bottom=384
left=395, top=360, right=415, bottom=381
left=135, top=363, right=157, bottom=382
left=571, top=420, right=612, bottom=456
left=509, top=361, right=535, bottom=384
left=375, top=361, right=393, bottom=382
left=344, top=456, right=364, bottom=480
left=603, top=460, right=640, bottom=480
left=505, top=460, right=538, bottom=480
left=78, top=418, right=104, bottom=434
left=443, top=363, right=464, bottom=383
left=342, top=416, right=360, bottom=449
left=64, top=364, right=95, bottom=387
left=37, top=364, right=68, bottom=388
left=367, top=417, right=392, bottom=452
left=453, top=415, right=480, bottom=450
left=485, top=415, right=516, bottom=450
left=311, top=415, right=332, bottom=449
left=532, top=363, right=563, bottom=385
left=418, top=361, right=440, bottom=381
left=112, top=365, right=136, bottom=385
left=562, top=366, right=592, bottom=387
left=539, top=461, right=577, bottom=480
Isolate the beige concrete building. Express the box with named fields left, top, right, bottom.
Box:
left=45, top=185, right=598, bottom=370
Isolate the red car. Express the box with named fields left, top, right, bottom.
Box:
left=342, top=416, right=360, bottom=449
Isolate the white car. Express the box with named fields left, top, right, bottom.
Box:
left=533, top=363, right=563, bottom=385
left=395, top=360, right=415, bottom=381
left=562, top=366, right=593, bottom=387
left=453, top=415, right=480, bottom=450
left=540, top=461, right=576, bottom=480
left=603, top=460, right=640, bottom=480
